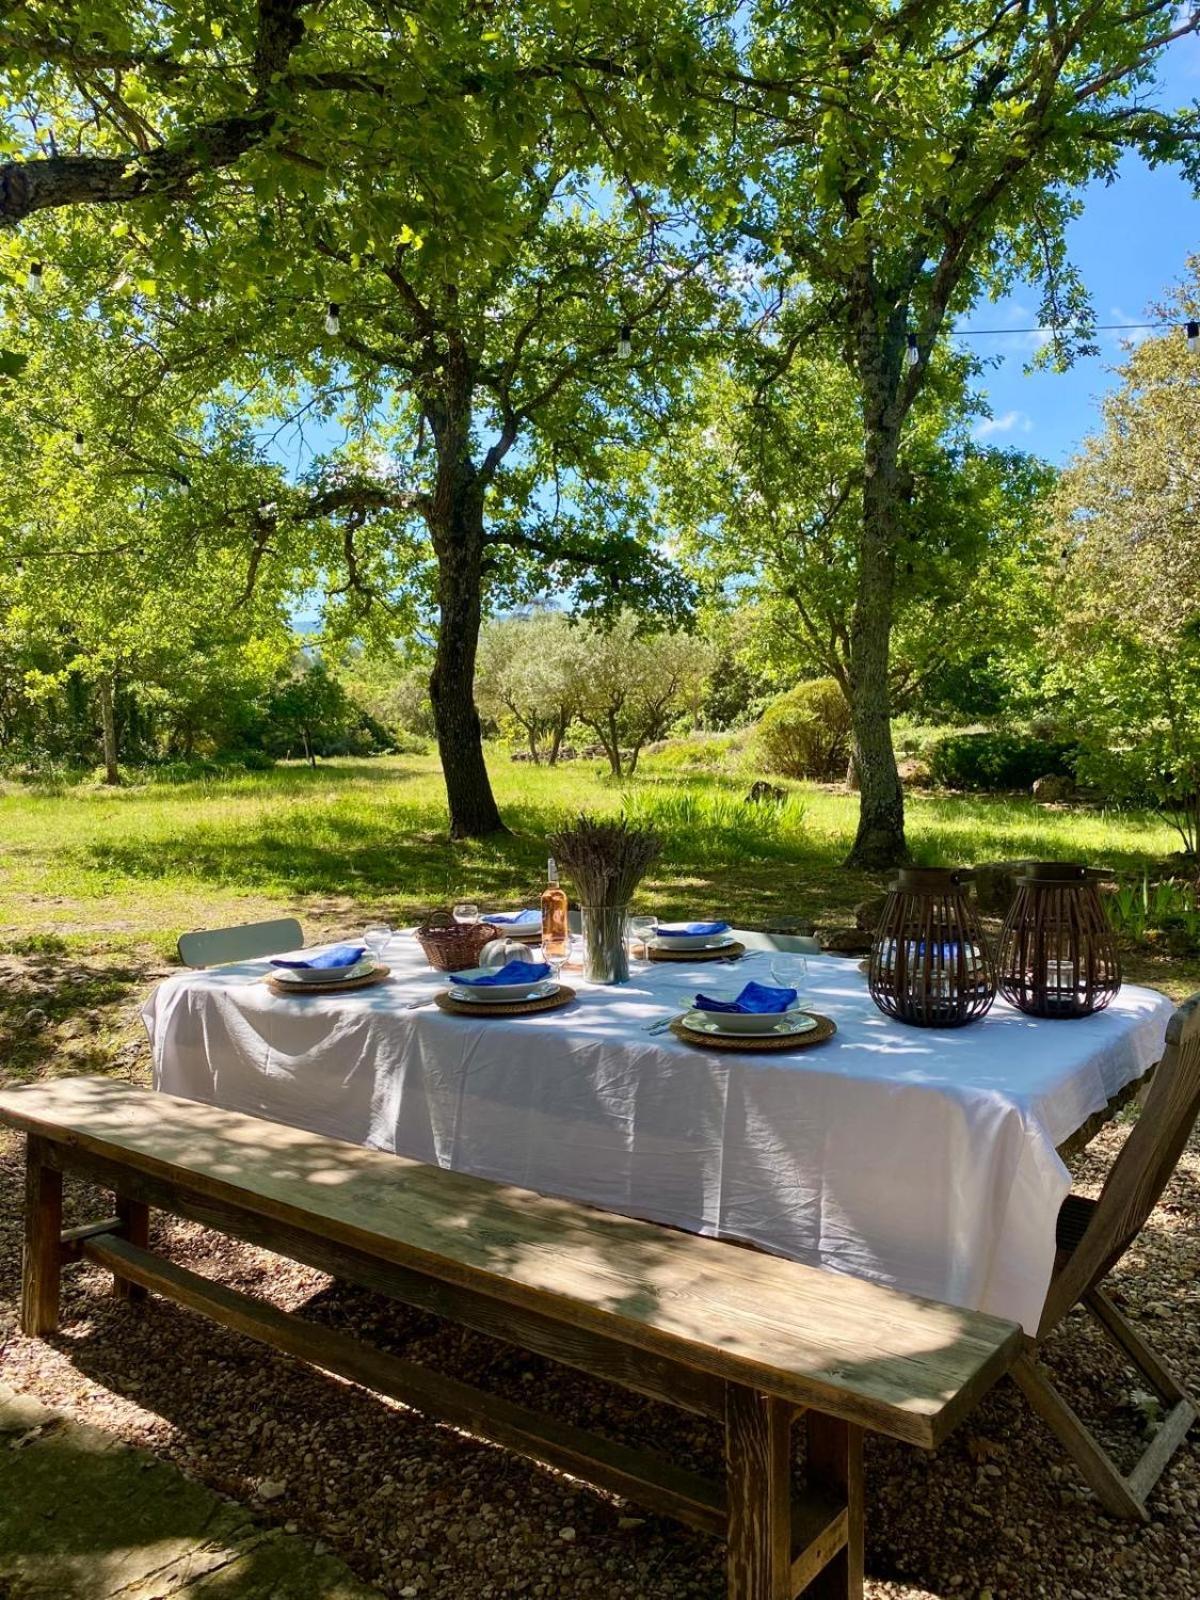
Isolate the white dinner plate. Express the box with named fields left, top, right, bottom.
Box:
left=449, top=976, right=559, bottom=1004
left=271, top=958, right=377, bottom=986
left=653, top=933, right=737, bottom=954
left=681, top=1008, right=818, bottom=1039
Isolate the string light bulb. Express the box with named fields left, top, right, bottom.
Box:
left=72, top=431, right=85, bottom=457
left=27, top=262, right=43, bottom=294
left=906, top=333, right=920, bottom=368
left=1188, top=321, right=1199, bottom=354
left=617, top=323, right=633, bottom=360
left=325, top=302, right=341, bottom=336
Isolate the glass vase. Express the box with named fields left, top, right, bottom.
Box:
left=581, top=903, right=630, bottom=984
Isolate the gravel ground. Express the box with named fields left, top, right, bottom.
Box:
left=0, top=1004, right=1197, bottom=1598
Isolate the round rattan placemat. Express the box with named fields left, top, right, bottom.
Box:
left=648, top=940, right=746, bottom=964
left=435, top=985, right=577, bottom=1018
left=669, top=1011, right=837, bottom=1053
left=265, top=964, right=391, bottom=997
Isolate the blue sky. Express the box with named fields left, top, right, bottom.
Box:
left=957, top=32, right=1200, bottom=464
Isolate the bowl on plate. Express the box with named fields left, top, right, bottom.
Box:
left=685, top=1000, right=811, bottom=1035
left=449, top=968, right=557, bottom=1003
left=653, top=922, right=732, bottom=952
left=482, top=911, right=542, bottom=937
left=272, top=958, right=377, bottom=986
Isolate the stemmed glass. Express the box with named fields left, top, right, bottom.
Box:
left=452, top=902, right=480, bottom=925
left=628, top=914, right=659, bottom=965
left=769, top=953, right=807, bottom=997
left=363, top=922, right=392, bottom=962
left=538, top=934, right=580, bottom=983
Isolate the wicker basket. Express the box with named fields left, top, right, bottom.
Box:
left=415, top=911, right=499, bottom=973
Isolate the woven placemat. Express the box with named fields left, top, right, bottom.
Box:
left=669, top=1011, right=837, bottom=1053
left=648, top=940, right=746, bottom=964
left=265, top=964, right=391, bottom=997
left=435, top=985, right=577, bottom=1018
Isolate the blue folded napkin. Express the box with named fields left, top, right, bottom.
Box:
left=270, top=943, right=367, bottom=971
left=455, top=960, right=552, bottom=987
left=657, top=921, right=730, bottom=938
left=486, top=909, right=541, bottom=926
left=694, top=981, right=798, bottom=1014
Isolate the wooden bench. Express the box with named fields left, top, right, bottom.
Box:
left=0, top=1077, right=1021, bottom=1600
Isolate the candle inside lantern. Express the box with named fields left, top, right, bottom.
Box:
left=1046, top=957, right=1075, bottom=992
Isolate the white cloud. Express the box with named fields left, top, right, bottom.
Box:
left=974, top=409, right=1035, bottom=439
left=1108, top=306, right=1153, bottom=348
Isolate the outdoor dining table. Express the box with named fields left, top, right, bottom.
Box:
left=142, top=935, right=1174, bottom=1334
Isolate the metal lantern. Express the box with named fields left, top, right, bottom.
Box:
left=996, top=862, right=1121, bottom=1018
left=868, top=867, right=996, bottom=1029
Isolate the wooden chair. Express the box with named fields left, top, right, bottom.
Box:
left=1014, top=991, right=1200, bottom=1519
left=177, top=917, right=303, bottom=969
left=738, top=931, right=823, bottom=956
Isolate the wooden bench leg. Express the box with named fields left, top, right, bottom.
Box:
left=726, top=1387, right=793, bottom=1600
left=22, top=1135, right=63, bottom=1336
left=805, top=1414, right=864, bottom=1600
left=112, top=1195, right=150, bottom=1303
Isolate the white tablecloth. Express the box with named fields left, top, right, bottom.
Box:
left=142, top=939, right=1174, bottom=1332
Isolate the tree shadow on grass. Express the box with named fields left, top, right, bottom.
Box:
left=0, top=1385, right=372, bottom=1599
left=82, top=795, right=870, bottom=918
left=0, top=939, right=149, bottom=1086
left=85, top=814, right=549, bottom=907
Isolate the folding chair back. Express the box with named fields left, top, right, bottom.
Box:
left=177, top=918, right=303, bottom=969
left=1018, top=992, right=1200, bottom=1519
left=1040, top=990, right=1200, bottom=1337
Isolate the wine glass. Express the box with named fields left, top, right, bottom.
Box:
left=452, top=902, right=480, bottom=925
left=769, top=953, right=807, bottom=995
left=629, top=914, right=659, bottom=963
left=537, top=941, right=566, bottom=982
left=363, top=922, right=392, bottom=961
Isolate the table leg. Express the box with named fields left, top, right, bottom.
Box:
left=725, top=1386, right=793, bottom=1600
left=805, top=1413, right=864, bottom=1600
left=113, top=1194, right=150, bottom=1302
left=22, top=1135, right=63, bottom=1336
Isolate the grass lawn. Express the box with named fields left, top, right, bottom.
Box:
left=0, top=748, right=1194, bottom=1083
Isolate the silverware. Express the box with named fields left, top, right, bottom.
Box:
left=642, top=1017, right=676, bottom=1035
left=404, top=996, right=437, bottom=1010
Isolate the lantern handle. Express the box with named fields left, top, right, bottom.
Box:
left=1016, top=861, right=1115, bottom=885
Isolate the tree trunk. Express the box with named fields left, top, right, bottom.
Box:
left=427, top=470, right=506, bottom=839
left=604, top=712, right=623, bottom=778
left=98, top=674, right=119, bottom=785
left=547, top=714, right=568, bottom=767
left=845, top=333, right=908, bottom=869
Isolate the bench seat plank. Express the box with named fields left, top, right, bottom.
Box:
left=0, top=1077, right=1020, bottom=1448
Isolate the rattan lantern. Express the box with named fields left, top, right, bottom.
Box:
left=996, top=862, right=1121, bottom=1017
left=868, top=867, right=996, bottom=1029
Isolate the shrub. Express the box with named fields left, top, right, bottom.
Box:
left=927, top=730, right=1076, bottom=793
left=637, top=730, right=752, bottom=774
left=755, top=679, right=852, bottom=780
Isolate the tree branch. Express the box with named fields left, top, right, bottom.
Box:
left=0, top=0, right=309, bottom=225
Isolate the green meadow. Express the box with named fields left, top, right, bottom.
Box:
left=0, top=749, right=1184, bottom=953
